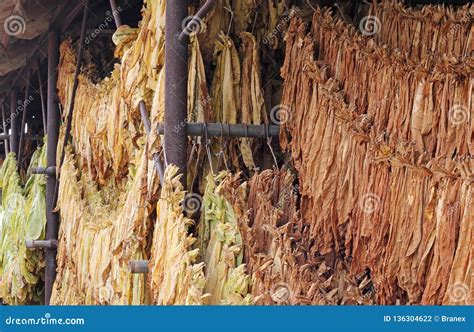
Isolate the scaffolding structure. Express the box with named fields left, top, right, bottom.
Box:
left=0, top=0, right=470, bottom=305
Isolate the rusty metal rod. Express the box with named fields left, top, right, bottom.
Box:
left=32, top=166, right=57, bottom=176
left=18, top=70, right=31, bottom=168
left=45, top=29, right=61, bottom=306
left=165, top=0, right=189, bottom=185
left=157, top=122, right=280, bottom=138
left=10, top=89, right=19, bottom=155
left=57, top=0, right=89, bottom=175
left=46, top=2, right=89, bottom=304
left=178, top=0, right=216, bottom=42
left=26, top=240, right=58, bottom=249
left=1, top=103, right=9, bottom=155
left=109, top=0, right=122, bottom=28
left=129, top=260, right=149, bottom=274
left=139, top=101, right=164, bottom=185
left=0, top=134, right=40, bottom=140
left=37, top=59, right=47, bottom=135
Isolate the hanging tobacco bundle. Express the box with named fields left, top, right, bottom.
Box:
left=187, top=33, right=214, bottom=189
left=57, top=0, right=166, bottom=185
left=218, top=169, right=375, bottom=305
left=148, top=166, right=207, bottom=305
left=211, top=32, right=244, bottom=170
left=310, top=8, right=472, bottom=160
left=368, top=0, right=473, bottom=62
left=198, top=172, right=252, bottom=305
left=210, top=31, right=268, bottom=171
left=51, top=146, right=156, bottom=305
left=280, top=19, right=473, bottom=305
left=52, top=0, right=166, bottom=305
left=239, top=32, right=267, bottom=170
left=0, top=144, right=47, bottom=304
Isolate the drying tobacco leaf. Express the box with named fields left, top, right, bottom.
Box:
left=239, top=32, right=267, bottom=170
left=310, top=8, right=472, bottom=159
left=280, top=18, right=472, bottom=304
left=198, top=172, right=252, bottom=304
left=0, top=144, right=47, bottom=304
left=148, top=166, right=207, bottom=305
left=51, top=146, right=155, bottom=305
left=369, top=1, right=473, bottom=63
left=57, top=0, right=166, bottom=185
left=221, top=169, right=375, bottom=305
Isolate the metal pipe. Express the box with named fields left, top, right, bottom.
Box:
left=1, top=103, right=9, bottom=155
left=0, top=134, right=40, bottom=141
left=26, top=240, right=58, bottom=249
left=32, top=166, right=57, bottom=176
left=165, top=0, right=189, bottom=185
left=157, top=123, right=280, bottom=138
left=45, top=30, right=61, bottom=306
left=57, top=0, right=89, bottom=175
left=10, top=89, right=20, bottom=156
left=139, top=101, right=164, bottom=185
left=178, top=0, right=216, bottom=42
left=129, top=260, right=149, bottom=274
left=37, top=59, right=47, bottom=135
left=18, top=70, right=31, bottom=168
left=109, top=0, right=122, bottom=28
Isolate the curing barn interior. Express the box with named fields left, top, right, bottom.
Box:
left=0, top=0, right=472, bottom=306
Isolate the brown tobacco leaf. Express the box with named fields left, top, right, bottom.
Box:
left=239, top=32, right=267, bottom=169
left=188, top=34, right=212, bottom=124
left=280, top=17, right=472, bottom=305
left=310, top=9, right=473, bottom=159
left=220, top=169, right=375, bottom=305
left=369, top=1, right=473, bottom=63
